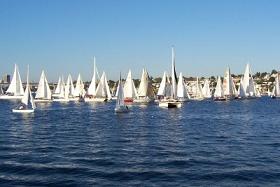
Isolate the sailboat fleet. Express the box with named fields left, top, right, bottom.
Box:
left=0, top=48, right=271, bottom=113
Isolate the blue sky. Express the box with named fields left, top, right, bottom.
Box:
left=0, top=0, right=280, bottom=82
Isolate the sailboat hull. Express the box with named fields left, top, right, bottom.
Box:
left=115, top=106, right=129, bottom=113
left=53, top=98, right=70, bottom=102
left=133, top=97, right=153, bottom=103
left=84, top=97, right=108, bottom=102
left=159, top=100, right=182, bottom=108
left=34, top=99, right=52, bottom=103
left=0, top=95, right=23, bottom=100
left=213, top=97, right=227, bottom=101
left=12, top=109, right=34, bottom=113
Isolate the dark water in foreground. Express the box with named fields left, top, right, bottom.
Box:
left=0, top=97, right=280, bottom=186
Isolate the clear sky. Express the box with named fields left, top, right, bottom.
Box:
left=1, top=0, right=280, bottom=82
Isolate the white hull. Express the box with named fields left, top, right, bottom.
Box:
left=12, top=109, right=34, bottom=113
left=34, top=99, right=52, bottom=103
left=0, top=95, right=23, bottom=100
left=68, top=97, right=80, bottom=101
left=115, top=106, right=129, bottom=113
left=177, top=98, right=189, bottom=102
left=53, top=98, right=70, bottom=102
left=159, top=100, right=182, bottom=108
left=84, top=97, right=108, bottom=102
left=133, top=97, right=153, bottom=103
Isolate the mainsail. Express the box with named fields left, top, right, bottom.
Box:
left=88, top=57, right=98, bottom=96
left=74, top=74, right=85, bottom=97
left=214, top=76, right=224, bottom=98
left=116, top=74, right=125, bottom=108
left=65, top=74, right=75, bottom=98
left=177, top=72, right=189, bottom=99
left=158, top=72, right=172, bottom=97
left=6, top=64, right=24, bottom=96
left=35, top=70, right=52, bottom=100
left=123, top=70, right=138, bottom=98
left=223, top=67, right=236, bottom=97
left=273, top=73, right=280, bottom=96
left=95, top=72, right=112, bottom=99
left=202, top=79, right=212, bottom=98
left=22, top=66, right=36, bottom=109
left=137, top=68, right=154, bottom=98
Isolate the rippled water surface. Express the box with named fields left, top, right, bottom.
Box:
left=1, top=97, right=280, bottom=186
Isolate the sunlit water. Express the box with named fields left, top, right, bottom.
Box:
left=0, top=97, right=280, bottom=186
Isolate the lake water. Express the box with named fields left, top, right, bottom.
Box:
left=0, top=98, right=280, bottom=186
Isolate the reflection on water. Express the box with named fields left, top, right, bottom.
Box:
left=0, top=97, right=280, bottom=186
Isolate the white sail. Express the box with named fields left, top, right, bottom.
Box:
left=241, top=64, right=256, bottom=97
left=54, top=77, right=62, bottom=94
left=223, top=67, right=236, bottom=97
left=6, top=64, right=24, bottom=96
left=157, top=71, right=167, bottom=96
left=177, top=72, right=189, bottom=99
left=137, top=68, right=154, bottom=98
left=171, top=47, right=178, bottom=99
left=123, top=70, right=138, bottom=98
left=273, top=73, right=280, bottom=96
left=202, top=79, right=212, bottom=98
left=104, top=72, right=112, bottom=99
left=248, top=76, right=256, bottom=96
left=59, top=78, right=66, bottom=98
left=74, top=74, right=85, bottom=97
left=35, top=70, right=52, bottom=100
left=22, top=66, right=36, bottom=109
left=214, top=76, right=224, bottom=98
left=238, top=77, right=246, bottom=98
left=88, top=57, right=97, bottom=96
left=193, top=77, right=203, bottom=99
left=95, top=72, right=111, bottom=99
left=116, top=75, right=125, bottom=108
left=65, top=74, right=75, bottom=98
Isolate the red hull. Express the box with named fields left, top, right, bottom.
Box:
left=124, top=98, right=134, bottom=103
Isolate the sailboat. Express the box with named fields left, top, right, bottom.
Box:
left=0, top=64, right=24, bottom=99
left=86, top=71, right=112, bottom=102
left=12, top=65, right=36, bottom=113
left=85, top=57, right=98, bottom=99
left=271, top=72, right=280, bottom=98
left=223, top=67, right=237, bottom=99
left=123, top=69, right=138, bottom=103
left=73, top=74, right=86, bottom=101
left=53, top=77, right=68, bottom=102
left=239, top=64, right=257, bottom=98
left=238, top=77, right=247, bottom=99
left=176, top=72, right=190, bottom=102
left=156, top=71, right=172, bottom=101
left=35, top=70, right=52, bottom=102
left=213, top=76, right=226, bottom=101
left=115, top=73, right=129, bottom=113
left=159, top=47, right=182, bottom=108
left=192, top=77, right=204, bottom=100
left=65, top=74, right=75, bottom=100
left=111, top=81, right=118, bottom=100
left=53, top=77, right=63, bottom=97
left=134, top=68, right=155, bottom=103
left=202, top=79, right=212, bottom=99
